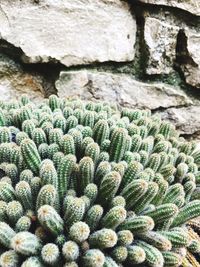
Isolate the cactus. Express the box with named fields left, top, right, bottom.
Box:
left=0, top=97, right=200, bottom=266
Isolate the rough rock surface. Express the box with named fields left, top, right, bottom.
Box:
left=160, top=106, right=200, bottom=136
left=180, top=30, right=200, bottom=88
left=0, top=54, right=45, bottom=102
left=139, top=0, right=200, bottom=16
left=0, top=0, right=136, bottom=66
left=56, top=70, right=192, bottom=110
left=144, top=17, right=179, bottom=75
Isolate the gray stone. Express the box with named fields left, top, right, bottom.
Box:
left=55, top=70, right=192, bottom=110
left=139, top=0, right=200, bottom=16
left=0, top=0, right=136, bottom=66
left=180, top=30, right=200, bottom=88
left=159, top=106, right=200, bottom=136
left=0, top=54, right=46, bottom=102
left=144, top=17, right=179, bottom=75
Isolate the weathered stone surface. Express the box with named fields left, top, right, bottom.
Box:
left=179, top=30, right=200, bottom=88
left=139, top=0, right=200, bottom=16
left=0, top=0, right=136, bottom=66
left=56, top=70, right=192, bottom=110
left=144, top=17, right=179, bottom=75
left=0, top=54, right=46, bottom=102
left=159, top=106, right=200, bottom=135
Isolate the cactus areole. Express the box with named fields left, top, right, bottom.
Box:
left=0, top=95, right=199, bottom=266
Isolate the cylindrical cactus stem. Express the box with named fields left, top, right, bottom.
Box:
left=83, top=249, right=105, bottom=267
left=48, top=143, right=60, bottom=159
left=162, top=251, right=182, bottom=267
left=120, top=179, right=148, bottom=210
left=36, top=185, right=59, bottom=212
left=15, top=181, right=33, bottom=211
left=160, top=229, right=189, bottom=248
left=171, top=200, right=200, bottom=227
left=101, top=206, right=127, bottom=230
left=81, top=137, right=94, bottom=156
left=127, top=245, right=146, bottom=264
left=109, top=128, right=129, bottom=162
left=6, top=201, right=23, bottom=225
left=38, top=205, right=64, bottom=237
left=0, top=222, right=16, bottom=248
left=78, top=156, right=94, bottom=194
left=32, top=128, right=47, bottom=147
left=49, top=128, right=63, bottom=147
left=89, top=228, right=117, bottom=249
left=146, top=153, right=161, bottom=172
left=111, top=246, right=128, bottom=263
left=69, top=222, right=90, bottom=244
left=134, top=182, right=159, bottom=214
left=175, top=163, right=188, bottom=182
left=137, top=231, right=172, bottom=251
left=53, top=114, right=67, bottom=133
left=82, top=111, right=95, bottom=128
left=85, top=205, right=103, bottom=232
left=73, top=109, right=84, bottom=124
left=0, top=250, right=20, bottom=267
left=19, top=169, right=33, bottom=183
left=143, top=203, right=178, bottom=225
left=21, top=138, right=41, bottom=175
left=68, top=129, right=83, bottom=157
left=41, top=243, right=60, bottom=265
left=85, top=142, right=100, bottom=165
left=100, top=139, right=110, bottom=152
left=49, top=95, right=61, bottom=111
left=61, top=134, right=75, bottom=155
left=0, top=181, right=16, bottom=202
left=4, top=163, right=18, bottom=185
left=64, top=197, right=85, bottom=229
left=0, top=127, right=12, bottom=143
left=110, top=196, right=126, bottom=208
left=0, top=201, right=7, bottom=222
left=131, top=134, right=142, bottom=152
left=184, top=181, right=196, bottom=203
left=57, top=154, right=76, bottom=201
left=40, top=159, right=58, bottom=189
left=0, top=108, right=6, bottom=126
left=30, top=177, right=41, bottom=204
left=11, top=231, right=41, bottom=256
left=163, top=184, right=185, bottom=204
left=97, top=171, right=121, bottom=207
left=103, top=256, right=119, bottom=267
left=62, top=241, right=79, bottom=262
left=93, top=119, right=109, bottom=145
left=52, top=151, right=64, bottom=169
left=118, top=215, right=154, bottom=234
left=84, top=183, right=98, bottom=204
left=94, top=161, right=111, bottom=185
left=16, top=131, right=29, bottom=146
left=22, top=119, right=36, bottom=137
left=117, top=230, right=133, bottom=246
left=66, top=115, right=78, bottom=131
left=122, top=160, right=143, bottom=187
left=21, top=256, right=44, bottom=267
left=152, top=175, right=168, bottom=205
left=63, top=106, right=73, bottom=119
left=15, top=216, right=31, bottom=232
left=135, top=240, right=164, bottom=267
left=188, top=239, right=200, bottom=254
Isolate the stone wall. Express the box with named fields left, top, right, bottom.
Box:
left=1, top=0, right=200, bottom=139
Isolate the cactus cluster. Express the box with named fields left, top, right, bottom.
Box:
left=0, top=95, right=199, bottom=266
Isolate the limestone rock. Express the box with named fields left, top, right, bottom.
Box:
left=179, top=30, right=200, bottom=88
left=55, top=70, right=192, bottom=110
left=159, top=106, right=200, bottom=136
left=0, top=54, right=46, bottom=102
left=139, top=0, right=200, bottom=16
left=144, top=17, right=179, bottom=75
left=0, top=0, right=136, bottom=66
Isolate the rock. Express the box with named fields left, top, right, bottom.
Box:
left=0, top=54, right=46, bottom=102
left=139, top=0, right=200, bottom=16
left=159, top=106, right=200, bottom=136
left=144, top=17, right=179, bottom=75
left=55, top=70, right=192, bottom=110
left=179, top=30, right=200, bottom=88
left=0, top=0, right=136, bottom=66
